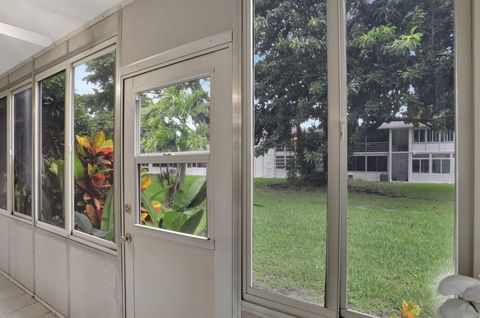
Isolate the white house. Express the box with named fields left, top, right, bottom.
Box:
left=348, top=121, right=455, bottom=183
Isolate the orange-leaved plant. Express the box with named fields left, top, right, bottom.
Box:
left=74, top=131, right=114, bottom=240
left=391, top=300, right=421, bottom=318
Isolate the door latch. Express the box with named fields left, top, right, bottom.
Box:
left=121, top=233, right=132, bottom=244
left=124, top=203, right=132, bottom=214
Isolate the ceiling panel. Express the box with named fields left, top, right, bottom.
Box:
left=0, top=0, right=123, bottom=75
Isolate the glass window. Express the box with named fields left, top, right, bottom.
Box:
left=13, top=88, right=33, bottom=216
left=366, top=156, right=376, bottom=172
left=139, top=77, right=210, bottom=154
left=346, top=1, right=454, bottom=317
left=442, top=159, right=451, bottom=174
left=412, top=159, right=420, bottom=173
left=419, top=129, right=425, bottom=142
left=39, top=71, right=66, bottom=228
left=137, top=77, right=211, bottom=238
left=139, top=163, right=207, bottom=236
left=355, top=156, right=366, bottom=171
left=73, top=51, right=115, bottom=241
left=377, top=156, right=387, bottom=172
left=421, top=159, right=430, bottom=173
left=432, top=159, right=441, bottom=173
left=251, top=0, right=328, bottom=307
left=0, top=97, right=7, bottom=210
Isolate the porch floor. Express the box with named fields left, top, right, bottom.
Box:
left=0, top=274, right=54, bottom=318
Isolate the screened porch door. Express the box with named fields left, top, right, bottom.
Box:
left=123, top=47, right=233, bottom=318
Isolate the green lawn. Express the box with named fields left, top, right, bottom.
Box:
left=252, top=179, right=454, bottom=318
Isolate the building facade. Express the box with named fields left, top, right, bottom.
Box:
left=348, top=121, right=455, bottom=183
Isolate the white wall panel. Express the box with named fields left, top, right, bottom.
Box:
left=9, top=220, right=34, bottom=290
left=69, top=246, right=119, bottom=318
left=0, top=215, right=9, bottom=273
left=121, top=0, right=233, bottom=66
left=34, top=231, right=68, bottom=316
left=133, top=234, right=215, bottom=318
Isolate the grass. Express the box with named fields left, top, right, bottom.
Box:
left=252, top=179, right=454, bottom=318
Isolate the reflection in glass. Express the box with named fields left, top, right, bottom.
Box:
left=346, top=1, right=455, bottom=317
left=0, top=97, right=7, bottom=210
left=139, top=163, right=207, bottom=237
left=73, top=51, right=115, bottom=241
left=40, top=71, right=65, bottom=227
left=252, top=0, right=328, bottom=305
left=14, top=88, right=33, bottom=216
left=139, top=77, right=210, bottom=154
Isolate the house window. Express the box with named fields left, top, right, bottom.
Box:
left=440, top=130, right=454, bottom=142
left=353, top=156, right=366, bottom=172
left=367, top=156, right=388, bottom=172
left=432, top=154, right=451, bottom=174
left=413, top=129, right=426, bottom=143
left=412, top=154, right=430, bottom=173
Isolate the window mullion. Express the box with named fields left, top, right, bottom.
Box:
left=326, top=0, right=348, bottom=312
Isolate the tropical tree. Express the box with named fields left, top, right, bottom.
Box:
left=139, top=79, right=210, bottom=194
left=254, top=0, right=454, bottom=186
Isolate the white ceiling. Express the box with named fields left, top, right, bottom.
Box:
left=0, top=0, right=124, bottom=75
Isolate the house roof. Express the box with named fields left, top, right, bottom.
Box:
left=377, top=121, right=426, bottom=130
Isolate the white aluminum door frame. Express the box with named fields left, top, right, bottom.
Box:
left=123, top=45, right=233, bottom=318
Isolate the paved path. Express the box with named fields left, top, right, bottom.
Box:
left=0, top=274, right=54, bottom=318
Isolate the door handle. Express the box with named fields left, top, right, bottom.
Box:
left=121, top=233, right=133, bottom=244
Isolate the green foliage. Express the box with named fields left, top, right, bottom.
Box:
left=139, top=79, right=210, bottom=153
left=141, top=173, right=207, bottom=236
left=254, top=0, right=454, bottom=185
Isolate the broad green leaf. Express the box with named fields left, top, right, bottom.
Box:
left=100, top=186, right=114, bottom=241
left=179, top=208, right=205, bottom=235
left=163, top=211, right=188, bottom=231
left=74, top=155, right=85, bottom=179
left=172, top=177, right=206, bottom=210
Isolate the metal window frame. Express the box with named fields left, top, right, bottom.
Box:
left=11, top=81, right=34, bottom=221
left=242, top=0, right=345, bottom=317
left=34, top=63, right=71, bottom=237
left=0, top=92, right=11, bottom=217
left=69, top=42, right=118, bottom=250
left=131, top=69, right=215, bottom=243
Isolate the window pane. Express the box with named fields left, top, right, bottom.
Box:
left=378, top=156, right=387, bottom=172
left=421, top=159, right=430, bottom=173
left=74, top=52, right=115, bottom=241
left=346, top=1, right=455, bottom=317
left=442, top=159, right=450, bottom=174
left=412, top=160, right=420, bottom=173
left=39, top=71, right=65, bottom=227
left=367, top=156, right=377, bottom=172
left=432, top=159, right=441, bottom=173
left=419, top=129, right=425, bottom=142
left=138, top=163, right=207, bottom=237
left=0, top=97, right=7, bottom=210
left=14, top=88, right=33, bottom=215
left=139, top=77, right=210, bottom=154
left=252, top=0, right=328, bottom=306
left=355, top=156, right=366, bottom=171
